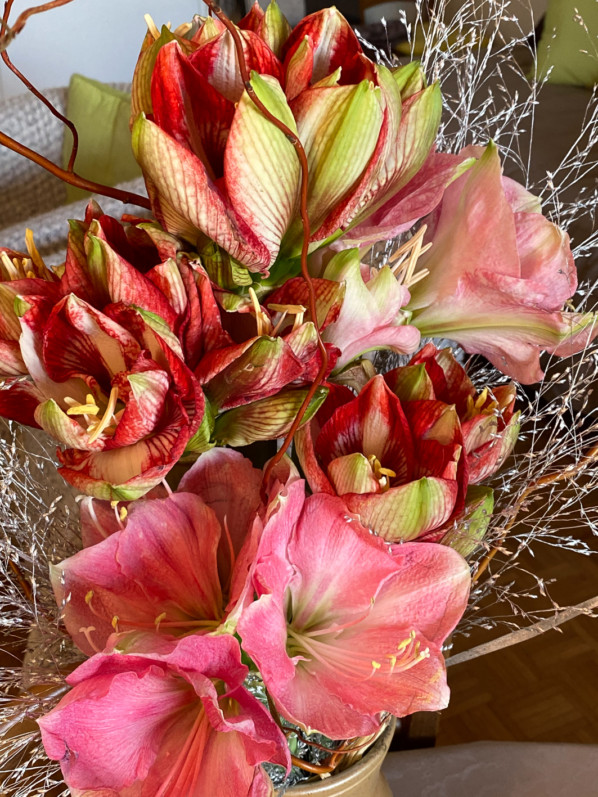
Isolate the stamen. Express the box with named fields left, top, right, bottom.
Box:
left=66, top=393, right=100, bottom=417
left=79, top=626, right=101, bottom=654
left=174, top=21, right=193, bottom=36
left=248, top=287, right=272, bottom=337
left=144, top=13, right=161, bottom=39
left=111, top=616, right=120, bottom=633
left=406, top=266, right=430, bottom=288
left=87, top=386, right=119, bottom=443
left=155, top=612, right=167, bottom=631
left=390, top=225, right=431, bottom=289
left=24, top=229, right=47, bottom=277
left=367, top=455, right=397, bottom=492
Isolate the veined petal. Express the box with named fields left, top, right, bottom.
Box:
left=412, top=274, right=598, bottom=383
left=261, top=0, right=292, bottom=58
left=214, top=386, right=328, bottom=446
left=340, top=150, right=474, bottom=247
left=152, top=41, right=235, bottom=177
left=326, top=452, right=380, bottom=495
left=224, top=73, right=300, bottom=263
left=322, top=250, right=419, bottom=369
left=132, top=115, right=271, bottom=270
left=346, top=476, right=458, bottom=541
left=190, top=28, right=283, bottom=104
left=202, top=336, right=305, bottom=411
left=285, top=79, right=384, bottom=245
left=441, top=485, right=494, bottom=557
left=110, top=370, right=170, bottom=446
left=282, top=7, right=363, bottom=85
left=284, top=36, right=313, bottom=101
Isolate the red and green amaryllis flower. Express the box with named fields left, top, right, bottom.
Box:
left=385, top=343, right=520, bottom=484
left=131, top=6, right=465, bottom=275
left=295, top=375, right=468, bottom=541
left=238, top=485, right=471, bottom=739
left=38, top=633, right=290, bottom=797
left=0, top=214, right=206, bottom=500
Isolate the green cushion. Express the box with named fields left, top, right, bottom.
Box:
left=536, top=0, right=598, bottom=87
left=62, top=74, right=142, bottom=204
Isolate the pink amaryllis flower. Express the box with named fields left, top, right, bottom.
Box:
left=408, top=142, right=597, bottom=384
left=238, top=488, right=471, bottom=739
left=294, top=375, right=467, bottom=541
left=318, top=248, right=420, bottom=370
left=51, top=448, right=296, bottom=655
left=38, top=633, right=289, bottom=796
left=131, top=6, right=453, bottom=273
left=385, top=343, right=520, bottom=483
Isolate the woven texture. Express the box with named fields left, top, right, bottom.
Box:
left=0, top=84, right=148, bottom=257
left=0, top=88, right=68, bottom=228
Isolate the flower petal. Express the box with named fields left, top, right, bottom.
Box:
left=224, top=73, right=300, bottom=265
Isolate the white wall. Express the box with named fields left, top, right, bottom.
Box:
left=0, top=0, right=208, bottom=102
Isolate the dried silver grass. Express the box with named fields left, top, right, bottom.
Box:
left=1, top=0, right=597, bottom=792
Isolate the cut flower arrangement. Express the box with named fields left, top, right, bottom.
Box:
left=0, top=1, right=597, bottom=795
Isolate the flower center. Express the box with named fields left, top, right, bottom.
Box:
left=64, top=386, right=121, bottom=442
left=0, top=230, right=55, bottom=282
left=463, top=388, right=499, bottom=420
left=246, top=286, right=307, bottom=337
left=287, top=626, right=429, bottom=682
left=367, top=455, right=396, bottom=492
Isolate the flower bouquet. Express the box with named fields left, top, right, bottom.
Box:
left=0, top=1, right=597, bottom=795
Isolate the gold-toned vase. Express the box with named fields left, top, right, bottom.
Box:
left=288, top=719, right=395, bottom=797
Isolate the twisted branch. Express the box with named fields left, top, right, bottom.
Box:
left=446, top=594, right=598, bottom=667
left=0, top=0, right=151, bottom=208
left=204, top=3, right=329, bottom=488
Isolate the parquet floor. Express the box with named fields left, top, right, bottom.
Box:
left=438, top=539, right=598, bottom=745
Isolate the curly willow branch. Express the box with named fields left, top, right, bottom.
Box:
left=0, top=0, right=151, bottom=207
left=204, top=3, right=329, bottom=490
left=0, top=0, right=75, bottom=50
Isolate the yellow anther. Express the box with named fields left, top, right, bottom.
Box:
left=119, top=506, right=128, bottom=521
left=85, top=590, right=94, bottom=605
left=367, top=455, right=396, bottom=491
left=155, top=612, right=167, bottom=630
left=111, top=616, right=120, bottom=633
left=267, top=303, right=307, bottom=315
left=87, top=386, right=119, bottom=443
left=248, top=286, right=272, bottom=337
left=397, top=630, right=416, bottom=652
left=0, top=251, right=22, bottom=280
left=110, top=500, right=119, bottom=509
left=371, top=661, right=381, bottom=670
left=25, top=228, right=48, bottom=277
left=66, top=399, right=100, bottom=417
left=387, top=654, right=397, bottom=671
